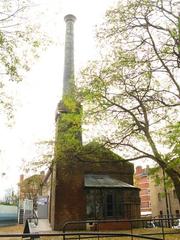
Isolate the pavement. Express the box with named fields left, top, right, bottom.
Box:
left=29, top=218, right=52, bottom=233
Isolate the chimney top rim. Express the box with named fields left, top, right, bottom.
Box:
left=64, top=14, right=76, bottom=22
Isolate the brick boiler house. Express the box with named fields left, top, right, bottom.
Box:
left=49, top=14, right=140, bottom=231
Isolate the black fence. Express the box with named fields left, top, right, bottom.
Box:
left=0, top=231, right=168, bottom=240
left=152, top=215, right=179, bottom=228
left=0, top=217, right=179, bottom=240
left=62, top=217, right=180, bottom=240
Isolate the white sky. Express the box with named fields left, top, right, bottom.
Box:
left=0, top=0, right=119, bottom=199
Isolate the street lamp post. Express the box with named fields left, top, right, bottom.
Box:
left=162, top=168, right=170, bottom=228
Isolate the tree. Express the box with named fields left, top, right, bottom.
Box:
left=19, top=174, right=43, bottom=201
left=3, top=188, right=18, bottom=205
left=79, top=0, right=180, bottom=201
left=0, top=0, right=47, bottom=122
left=22, top=140, right=54, bottom=173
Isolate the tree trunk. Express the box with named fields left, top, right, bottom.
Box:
left=166, top=167, right=180, bottom=203
left=145, top=132, right=180, bottom=202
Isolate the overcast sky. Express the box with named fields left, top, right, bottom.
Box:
left=0, top=0, right=119, bottom=199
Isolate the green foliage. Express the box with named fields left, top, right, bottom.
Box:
left=63, top=95, right=82, bottom=113
left=54, top=94, right=82, bottom=163
left=22, top=140, right=54, bottom=172
left=0, top=0, right=50, bottom=122
left=79, top=0, right=180, bottom=200
left=0, top=202, right=17, bottom=206
left=167, top=122, right=180, bottom=150
left=148, top=122, right=180, bottom=190
left=2, top=188, right=18, bottom=205
left=0, top=1, right=44, bottom=81
left=148, top=166, right=173, bottom=189
left=79, top=141, right=123, bottom=162
left=19, top=174, right=43, bottom=200
left=54, top=91, right=128, bottom=168
left=163, top=122, right=180, bottom=170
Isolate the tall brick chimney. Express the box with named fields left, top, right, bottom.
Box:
left=55, top=14, right=76, bottom=121
left=63, top=14, right=76, bottom=96
left=20, top=174, right=24, bottom=182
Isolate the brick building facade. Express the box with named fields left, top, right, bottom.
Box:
left=134, top=166, right=151, bottom=216
left=50, top=144, right=140, bottom=230
left=18, top=172, right=44, bottom=207
left=149, top=170, right=180, bottom=218
left=134, top=166, right=180, bottom=218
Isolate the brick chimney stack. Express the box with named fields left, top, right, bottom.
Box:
left=63, top=14, right=76, bottom=96
left=20, top=174, right=24, bottom=182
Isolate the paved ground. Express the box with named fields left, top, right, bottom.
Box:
left=29, top=219, right=52, bottom=233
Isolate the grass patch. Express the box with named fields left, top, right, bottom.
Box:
left=0, top=224, right=24, bottom=233
left=0, top=224, right=23, bottom=240
left=0, top=225, right=179, bottom=240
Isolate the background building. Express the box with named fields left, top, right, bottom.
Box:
left=135, top=166, right=180, bottom=218
left=149, top=170, right=180, bottom=218
left=18, top=172, right=44, bottom=206
left=134, top=166, right=152, bottom=216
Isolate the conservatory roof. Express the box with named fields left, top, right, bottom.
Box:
left=84, top=174, right=138, bottom=188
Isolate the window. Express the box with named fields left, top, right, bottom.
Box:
left=141, top=202, right=149, bottom=208
left=116, top=190, right=125, bottom=217
left=86, top=189, right=103, bottom=219
left=104, top=190, right=125, bottom=218
left=105, top=192, right=114, bottom=217
left=86, top=189, right=95, bottom=218
left=86, top=189, right=125, bottom=219
left=141, top=189, right=147, bottom=195
left=104, top=190, right=124, bottom=218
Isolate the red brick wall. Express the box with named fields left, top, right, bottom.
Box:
left=134, top=166, right=151, bottom=214
left=51, top=159, right=139, bottom=230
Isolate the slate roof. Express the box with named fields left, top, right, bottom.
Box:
left=84, top=174, right=138, bottom=189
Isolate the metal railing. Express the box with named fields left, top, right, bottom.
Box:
left=0, top=231, right=167, bottom=240
left=62, top=218, right=180, bottom=240
left=0, top=218, right=179, bottom=240
left=152, top=215, right=179, bottom=228
left=0, top=229, right=179, bottom=240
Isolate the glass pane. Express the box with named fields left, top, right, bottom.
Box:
left=106, top=193, right=113, bottom=217
left=86, top=190, right=95, bottom=219
left=116, top=190, right=124, bottom=217
left=95, top=190, right=103, bottom=219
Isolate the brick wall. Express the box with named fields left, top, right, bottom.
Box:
left=51, top=157, right=139, bottom=230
